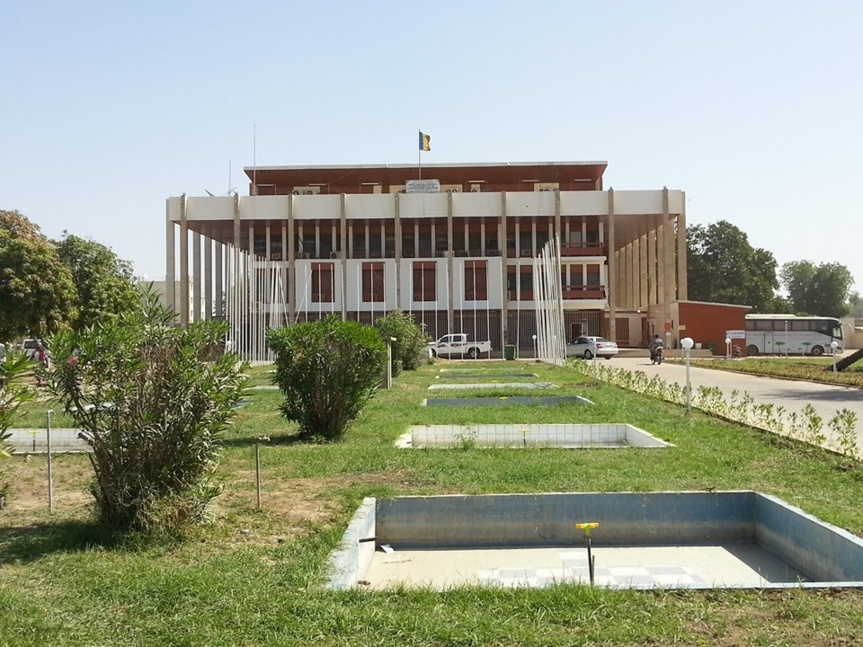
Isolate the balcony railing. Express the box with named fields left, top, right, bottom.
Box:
left=561, top=285, right=606, bottom=299
left=560, top=242, right=605, bottom=257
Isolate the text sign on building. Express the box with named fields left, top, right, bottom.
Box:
left=726, top=330, right=746, bottom=340
left=406, top=179, right=441, bottom=193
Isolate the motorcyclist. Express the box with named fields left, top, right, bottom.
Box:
left=648, top=334, right=664, bottom=363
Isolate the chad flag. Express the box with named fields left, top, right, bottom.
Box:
left=419, top=131, right=431, bottom=151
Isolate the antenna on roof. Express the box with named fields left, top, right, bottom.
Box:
left=252, top=125, right=257, bottom=195
left=205, top=190, right=215, bottom=197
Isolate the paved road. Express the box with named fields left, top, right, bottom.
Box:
left=6, top=428, right=89, bottom=453
left=608, top=356, right=863, bottom=450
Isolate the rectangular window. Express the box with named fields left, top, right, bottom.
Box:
left=586, top=264, right=600, bottom=286
left=412, top=262, right=436, bottom=302
left=311, top=263, right=334, bottom=303
left=362, top=262, right=385, bottom=302
left=464, top=260, right=488, bottom=301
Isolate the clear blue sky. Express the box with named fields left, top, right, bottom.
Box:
left=3, top=1, right=861, bottom=294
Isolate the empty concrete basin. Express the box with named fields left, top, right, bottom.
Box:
left=428, top=382, right=557, bottom=391
left=395, top=424, right=672, bottom=448
left=328, top=492, right=863, bottom=590
left=423, top=396, right=594, bottom=407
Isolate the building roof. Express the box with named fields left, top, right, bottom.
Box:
left=243, top=161, right=608, bottom=193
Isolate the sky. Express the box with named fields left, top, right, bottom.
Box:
left=3, top=1, right=862, bottom=293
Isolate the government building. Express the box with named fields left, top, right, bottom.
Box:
left=165, top=161, right=688, bottom=358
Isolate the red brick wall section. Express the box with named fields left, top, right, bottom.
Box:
left=678, top=302, right=748, bottom=355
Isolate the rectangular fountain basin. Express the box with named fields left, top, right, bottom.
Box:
left=395, top=424, right=672, bottom=448
left=423, top=396, right=593, bottom=407
left=328, top=491, right=863, bottom=590
left=428, top=382, right=557, bottom=391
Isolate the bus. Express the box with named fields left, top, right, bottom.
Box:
left=744, top=314, right=844, bottom=356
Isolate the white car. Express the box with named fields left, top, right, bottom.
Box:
left=566, top=336, right=618, bottom=360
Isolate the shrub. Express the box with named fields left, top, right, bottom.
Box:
left=47, top=292, right=247, bottom=536
left=373, top=310, right=429, bottom=375
left=268, top=317, right=386, bottom=440
left=1, top=352, right=33, bottom=500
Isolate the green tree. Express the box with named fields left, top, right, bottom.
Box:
left=47, top=291, right=247, bottom=535
left=268, top=317, right=386, bottom=441
left=781, top=260, right=854, bottom=317
left=849, top=291, right=863, bottom=319
left=0, top=210, right=77, bottom=340
left=687, top=221, right=779, bottom=312
left=55, top=232, right=141, bottom=330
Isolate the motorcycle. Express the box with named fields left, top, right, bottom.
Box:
left=650, top=347, right=664, bottom=365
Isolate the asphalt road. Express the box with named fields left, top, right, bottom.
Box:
left=608, top=356, right=863, bottom=451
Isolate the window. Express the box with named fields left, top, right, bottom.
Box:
left=755, top=320, right=772, bottom=331
left=311, top=263, right=334, bottom=303
left=586, top=264, right=600, bottom=286
left=412, top=262, right=436, bottom=302
left=791, top=320, right=810, bottom=332
left=362, top=262, right=384, bottom=302
left=464, top=260, right=488, bottom=300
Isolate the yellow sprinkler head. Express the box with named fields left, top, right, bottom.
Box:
left=576, top=522, right=599, bottom=537
left=499, top=396, right=508, bottom=400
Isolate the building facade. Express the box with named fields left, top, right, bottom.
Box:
left=165, top=161, right=688, bottom=356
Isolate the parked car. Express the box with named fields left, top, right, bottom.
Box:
left=585, top=336, right=619, bottom=359
left=20, top=338, right=41, bottom=360
left=428, top=333, right=492, bottom=359
left=566, top=336, right=618, bottom=360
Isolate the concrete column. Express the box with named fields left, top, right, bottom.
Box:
left=214, top=241, right=223, bottom=319
left=394, top=193, right=401, bottom=308
left=639, top=233, right=649, bottom=308
left=500, top=192, right=508, bottom=346
left=431, top=221, right=436, bottom=256
left=288, top=197, right=296, bottom=322
left=607, top=189, right=616, bottom=342
left=446, top=192, right=454, bottom=333
left=281, top=223, right=288, bottom=316
left=248, top=224, right=255, bottom=310
left=647, top=226, right=658, bottom=305
left=677, top=194, right=688, bottom=300
left=554, top=190, right=561, bottom=251
left=165, top=201, right=175, bottom=319
left=192, top=231, right=202, bottom=322
left=663, top=189, right=676, bottom=339
left=204, top=232, right=213, bottom=320
left=233, top=194, right=241, bottom=328
left=656, top=220, right=666, bottom=313
left=340, top=195, right=348, bottom=320
left=480, top=220, right=486, bottom=256
left=179, top=194, right=189, bottom=326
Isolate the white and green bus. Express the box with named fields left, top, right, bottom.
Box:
left=745, top=314, right=844, bottom=356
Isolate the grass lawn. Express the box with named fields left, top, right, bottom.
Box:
left=2, top=360, right=863, bottom=646
left=677, top=356, right=863, bottom=389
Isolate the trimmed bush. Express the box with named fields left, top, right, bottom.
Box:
left=373, top=309, right=429, bottom=375
left=47, top=292, right=247, bottom=536
left=268, top=317, right=387, bottom=440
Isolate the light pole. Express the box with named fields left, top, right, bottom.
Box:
left=831, top=341, right=839, bottom=373
left=784, top=320, right=789, bottom=357
left=681, top=337, right=694, bottom=415
left=532, top=334, right=538, bottom=361
left=725, top=337, right=731, bottom=360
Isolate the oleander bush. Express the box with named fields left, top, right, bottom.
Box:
left=0, top=352, right=33, bottom=501
left=268, top=317, right=387, bottom=440
left=373, top=309, right=429, bottom=375
left=47, top=292, right=247, bottom=536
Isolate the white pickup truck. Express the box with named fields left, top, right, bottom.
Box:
left=428, top=334, right=492, bottom=359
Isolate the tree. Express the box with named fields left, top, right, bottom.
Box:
left=268, top=317, right=386, bottom=441
left=54, top=232, right=141, bottom=330
left=687, top=221, right=780, bottom=312
left=780, top=261, right=853, bottom=317
left=849, top=292, right=863, bottom=319
left=0, top=210, right=77, bottom=340
left=47, top=291, right=247, bottom=535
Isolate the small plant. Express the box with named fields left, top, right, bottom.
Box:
left=268, top=316, right=387, bottom=441
left=828, top=409, right=860, bottom=460
left=801, top=404, right=826, bottom=447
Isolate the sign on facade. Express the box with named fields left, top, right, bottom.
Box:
left=726, top=329, right=746, bottom=339
left=406, top=179, right=441, bottom=193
